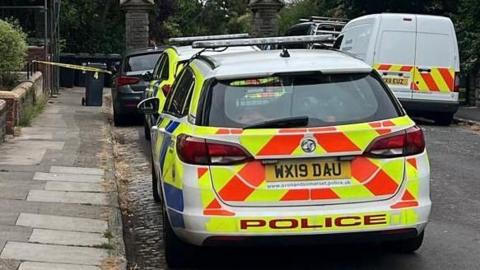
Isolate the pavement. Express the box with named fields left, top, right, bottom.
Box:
left=0, top=88, right=125, bottom=270
left=455, top=106, right=480, bottom=123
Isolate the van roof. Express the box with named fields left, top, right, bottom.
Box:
left=348, top=13, right=452, bottom=24
left=193, top=49, right=372, bottom=80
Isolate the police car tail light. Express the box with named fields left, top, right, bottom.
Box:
left=177, top=135, right=252, bottom=165
left=365, top=126, right=425, bottom=158
left=117, top=76, right=140, bottom=87
left=162, top=84, right=172, bottom=96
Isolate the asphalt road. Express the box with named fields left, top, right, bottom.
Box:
left=117, top=121, right=480, bottom=270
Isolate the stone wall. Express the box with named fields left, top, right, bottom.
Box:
left=0, top=100, right=6, bottom=143
left=0, top=72, right=44, bottom=136
left=27, top=46, right=51, bottom=94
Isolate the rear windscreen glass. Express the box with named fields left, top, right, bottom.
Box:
left=206, top=73, right=400, bottom=128
left=124, top=53, right=161, bottom=72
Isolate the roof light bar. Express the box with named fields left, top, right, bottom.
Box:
left=192, top=35, right=332, bottom=49
left=169, top=33, right=250, bottom=44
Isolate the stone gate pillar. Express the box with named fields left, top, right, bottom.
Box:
left=249, top=0, right=285, bottom=37
left=120, top=0, right=154, bottom=50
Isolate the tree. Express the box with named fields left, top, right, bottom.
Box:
left=60, top=0, right=125, bottom=53
left=0, top=19, right=27, bottom=89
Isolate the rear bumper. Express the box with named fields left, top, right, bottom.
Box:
left=400, top=99, right=459, bottom=114
left=172, top=200, right=431, bottom=246
left=114, top=92, right=143, bottom=115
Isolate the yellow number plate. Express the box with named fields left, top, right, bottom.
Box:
left=265, top=160, right=351, bottom=182
left=383, top=77, right=409, bottom=86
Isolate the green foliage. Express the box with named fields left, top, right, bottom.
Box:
left=456, top=0, right=480, bottom=72
left=150, top=0, right=252, bottom=43
left=0, top=19, right=27, bottom=88
left=60, top=0, right=125, bottom=53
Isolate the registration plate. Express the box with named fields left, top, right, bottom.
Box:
left=265, top=159, right=351, bottom=182
left=383, top=77, right=409, bottom=86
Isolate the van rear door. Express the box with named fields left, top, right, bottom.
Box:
left=374, top=15, right=417, bottom=101
left=412, top=16, right=458, bottom=102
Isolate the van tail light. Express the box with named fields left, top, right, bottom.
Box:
left=162, top=84, right=172, bottom=96
left=365, top=126, right=425, bottom=158
left=177, top=135, right=253, bottom=165
left=117, top=76, right=140, bottom=87
left=454, top=72, right=461, bottom=92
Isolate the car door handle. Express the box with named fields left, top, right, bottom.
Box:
left=418, top=68, right=431, bottom=73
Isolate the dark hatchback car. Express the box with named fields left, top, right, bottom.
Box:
left=112, top=47, right=164, bottom=126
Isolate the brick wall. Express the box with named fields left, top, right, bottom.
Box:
left=27, top=46, right=51, bottom=94
left=0, top=72, right=44, bottom=135
left=0, top=100, right=6, bottom=143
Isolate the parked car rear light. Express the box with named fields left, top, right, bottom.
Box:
left=162, top=84, right=172, bottom=96
left=117, top=76, right=140, bottom=87
left=454, top=72, right=461, bottom=92
left=365, top=126, right=425, bottom=158
left=177, top=135, right=252, bottom=165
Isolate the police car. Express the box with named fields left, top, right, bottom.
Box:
left=138, top=36, right=431, bottom=268
left=143, top=34, right=256, bottom=140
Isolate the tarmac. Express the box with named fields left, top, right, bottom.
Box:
left=0, top=88, right=125, bottom=270
left=455, top=106, right=480, bottom=123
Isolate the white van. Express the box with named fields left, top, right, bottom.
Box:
left=336, top=13, right=460, bottom=125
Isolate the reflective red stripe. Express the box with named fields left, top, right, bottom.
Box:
left=197, top=167, right=208, bottom=179
left=311, top=188, right=339, bottom=200
left=258, top=135, right=303, bottom=156
left=281, top=189, right=309, bottom=201
left=219, top=176, right=254, bottom=201
left=364, top=171, right=398, bottom=195
left=438, top=68, right=454, bottom=90
left=421, top=72, right=440, bottom=91
left=391, top=201, right=418, bottom=209
left=351, top=157, right=378, bottom=183
left=378, top=64, right=392, bottom=71
left=314, top=133, right=360, bottom=152
left=400, top=66, right=413, bottom=72
left=237, top=161, right=265, bottom=187
left=407, top=158, right=417, bottom=169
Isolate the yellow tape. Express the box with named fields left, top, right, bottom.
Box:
left=32, top=60, right=112, bottom=75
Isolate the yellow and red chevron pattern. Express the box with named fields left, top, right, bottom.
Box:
left=375, top=64, right=455, bottom=92
left=192, top=116, right=416, bottom=208
left=391, top=156, right=420, bottom=209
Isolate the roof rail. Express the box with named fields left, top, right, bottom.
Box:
left=169, top=33, right=250, bottom=44
left=192, top=35, right=332, bottom=49
left=299, top=16, right=349, bottom=24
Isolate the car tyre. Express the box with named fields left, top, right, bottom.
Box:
left=163, top=205, right=198, bottom=268
left=151, top=157, right=161, bottom=203
left=113, top=109, right=126, bottom=127
left=435, top=112, right=454, bottom=126
left=144, top=119, right=151, bottom=141
left=387, top=231, right=424, bottom=253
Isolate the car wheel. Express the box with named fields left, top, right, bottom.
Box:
left=144, top=119, right=151, bottom=141
left=435, top=112, right=454, bottom=126
left=151, top=157, right=161, bottom=203
left=163, top=205, right=197, bottom=268
left=113, top=109, right=125, bottom=127
left=386, top=231, right=424, bottom=253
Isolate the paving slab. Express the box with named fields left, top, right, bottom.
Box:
left=0, top=242, right=108, bottom=266
left=0, top=200, right=107, bottom=220
left=19, top=262, right=101, bottom=270
left=0, top=213, right=19, bottom=226
left=45, top=182, right=104, bottom=192
left=50, top=166, right=104, bottom=176
left=29, top=229, right=107, bottom=247
left=0, top=188, right=29, bottom=200
left=33, top=172, right=102, bottom=183
left=0, top=225, right=32, bottom=242
left=16, top=213, right=108, bottom=233
left=0, top=141, right=64, bottom=166
left=27, top=190, right=109, bottom=205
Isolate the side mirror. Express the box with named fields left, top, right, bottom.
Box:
left=137, top=97, right=159, bottom=115
left=143, top=71, right=153, bottom=81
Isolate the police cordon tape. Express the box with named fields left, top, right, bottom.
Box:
left=32, top=60, right=112, bottom=79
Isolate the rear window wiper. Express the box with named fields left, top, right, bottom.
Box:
left=243, top=116, right=309, bottom=129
